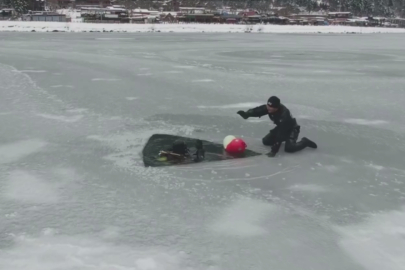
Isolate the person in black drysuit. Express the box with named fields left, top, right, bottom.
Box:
left=237, top=96, right=317, bottom=157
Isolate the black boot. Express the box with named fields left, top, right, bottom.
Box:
left=302, top=137, right=317, bottom=149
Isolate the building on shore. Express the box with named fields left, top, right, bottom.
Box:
left=176, top=7, right=216, bottom=23
left=1, top=8, right=15, bottom=20
left=386, top=17, right=405, bottom=27
left=23, top=11, right=67, bottom=22
left=80, top=6, right=129, bottom=23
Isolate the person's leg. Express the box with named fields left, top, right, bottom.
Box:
left=262, top=128, right=278, bottom=146
left=263, top=128, right=283, bottom=156
left=284, top=126, right=308, bottom=153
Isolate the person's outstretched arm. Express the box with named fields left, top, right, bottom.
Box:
left=237, top=105, right=267, bottom=119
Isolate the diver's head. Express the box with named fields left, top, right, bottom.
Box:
left=172, top=140, right=188, bottom=155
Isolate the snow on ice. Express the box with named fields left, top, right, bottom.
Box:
left=197, top=102, right=262, bottom=109
left=36, top=113, right=83, bottom=123
left=0, top=139, right=47, bottom=165
left=209, top=196, right=277, bottom=237
left=344, top=118, right=389, bottom=126
left=0, top=234, right=189, bottom=270
left=3, top=170, right=59, bottom=204
left=335, top=207, right=405, bottom=270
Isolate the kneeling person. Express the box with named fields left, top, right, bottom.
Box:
left=237, top=96, right=317, bottom=157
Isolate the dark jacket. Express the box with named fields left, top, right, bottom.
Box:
left=246, top=104, right=298, bottom=140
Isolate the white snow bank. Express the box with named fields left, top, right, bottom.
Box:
left=1, top=21, right=405, bottom=34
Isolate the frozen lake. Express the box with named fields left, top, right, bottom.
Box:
left=1, top=32, right=405, bottom=270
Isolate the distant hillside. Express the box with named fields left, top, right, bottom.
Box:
left=134, top=0, right=404, bottom=17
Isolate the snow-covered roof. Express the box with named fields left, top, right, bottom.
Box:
left=132, top=8, right=150, bottom=12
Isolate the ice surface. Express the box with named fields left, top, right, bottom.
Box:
left=18, top=69, right=47, bottom=73
left=0, top=139, right=47, bottom=164
left=91, top=78, right=120, bottom=81
left=197, top=102, right=262, bottom=109
left=287, top=184, right=328, bottom=192
left=66, top=108, right=88, bottom=113
left=165, top=71, right=184, bottom=74
left=1, top=32, right=405, bottom=270
left=50, top=85, right=74, bottom=88
left=125, top=97, right=138, bottom=101
left=36, top=113, right=83, bottom=123
left=192, top=79, right=215, bottom=83
left=209, top=196, right=277, bottom=237
left=3, top=170, right=59, bottom=204
left=174, top=65, right=195, bottom=69
left=0, top=234, right=189, bottom=270
left=335, top=207, right=405, bottom=270
left=344, top=118, right=389, bottom=126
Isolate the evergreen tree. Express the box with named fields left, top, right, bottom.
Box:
left=2, top=0, right=12, bottom=8
left=11, top=0, right=28, bottom=14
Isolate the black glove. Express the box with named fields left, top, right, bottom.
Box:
left=267, top=142, right=281, bottom=157
left=272, top=142, right=281, bottom=152
left=237, top=110, right=249, bottom=119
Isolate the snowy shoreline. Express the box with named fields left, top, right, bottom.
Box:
left=1, top=21, right=405, bottom=34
